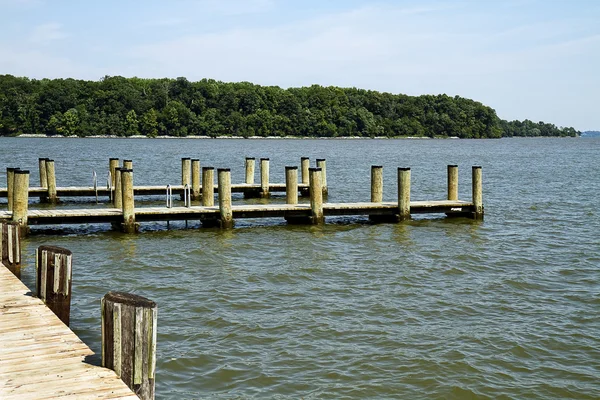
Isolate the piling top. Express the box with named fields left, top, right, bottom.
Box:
left=448, top=164, right=458, bottom=168
left=202, top=166, right=215, bottom=171
left=316, top=158, right=326, bottom=162
left=109, top=157, right=119, bottom=161
left=6, top=167, right=20, bottom=172
left=260, top=158, right=270, bottom=161
left=38, top=245, right=73, bottom=256
left=398, top=167, right=411, bottom=171
left=285, top=166, right=298, bottom=170
left=473, top=165, right=482, bottom=169
left=301, top=157, right=309, bottom=161
left=217, top=168, right=231, bottom=172
left=14, top=169, right=30, bottom=174
left=46, top=159, right=55, bottom=163
left=123, top=159, right=132, bottom=163
left=245, top=157, right=255, bottom=160
left=309, top=167, right=322, bottom=172
left=181, top=157, right=191, bottom=160
left=191, top=158, right=200, bottom=162
left=104, top=291, right=156, bottom=308
left=372, top=165, right=383, bottom=169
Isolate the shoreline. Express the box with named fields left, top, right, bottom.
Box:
left=9, top=134, right=460, bottom=140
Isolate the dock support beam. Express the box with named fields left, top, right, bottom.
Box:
left=218, top=169, right=233, bottom=228
left=260, top=158, right=270, bottom=198
left=448, top=165, right=458, bottom=201
left=191, top=159, right=201, bottom=200
left=309, top=167, right=324, bottom=224
left=39, top=158, right=48, bottom=202
left=12, top=169, right=30, bottom=235
left=1, top=222, right=21, bottom=278
left=109, top=158, right=119, bottom=189
left=245, top=157, right=255, bottom=184
left=121, top=169, right=138, bottom=233
left=6, top=167, right=18, bottom=212
left=397, top=167, right=411, bottom=221
left=45, top=159, right=59, bottom=204
left=316, top=159, right=328, bottom=196
left=102, top=291, right=157, bottom=400
left=285, top=166, right=298, bottom=205
left=472, top=166, right=484, bottom=220
left=36, top=246, right=73, bottom=326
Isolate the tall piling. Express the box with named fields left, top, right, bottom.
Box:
left=309, top=167, right=324, bottom=224
left=260, top=158, right=270, bottom=198
left=371, top=165, right=383, bottom=202
left=102, top=291, right=157, bottom=400
left=45, top=159, right=58, bottom=204
left=12, top=169, right=30, bottom=234
left=36, top=246, right=73, bottom=326
left=245, top=157, right=255, bottom=184
left=448, top=165, right=458, bottom=201
left=38, top=158, right=48, bottom=202
left=217, top=169, right=233, bottom=228
left=109, top=158, right=120, bottom=189
left=0, top=222, right=21, bottom=278
left=316, top=159, right=328, bottom=195
left=120, top=169, right=138, bottom=233
left=202, top=167, right=214, bottom=207
left=191, top=159, right=201, bottom=200
left=123, top=159, right=133, bottom=170
left=472, top=166, right=483, bottom=220
left=113, top=168, right=123, bottom=209
left=301, top=157, right=310, bottom=185
left=285, top=166, right=298, bottom=205
left=397, top=167, right=411, bottom=221
left=6, top=167, right=18, bottom=212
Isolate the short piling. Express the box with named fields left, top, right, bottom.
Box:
left=0, top=222, right=21, bottom=278
left=316, top=159, right=328, bottom=195
left=123, top=159, right=133, bottom=170
left=371, top=165, right=383, bottom=202
left=120, top=169, right=138, bottom=233
left=12, top=169, right=30, bottom=234
left=191, top=159, right=201, bottom=200
left=109, top=158, right=120, bottom=188
left=101, top=291, right=157, bottom=400
left=45, top=159, right=59, bottom=204
left=285, top=166, right=298, bottom=205
left=202, top=167, right=214, bottom=207
left=301, top=157, right=310, bottom=185
left=397, top=167, right=411, bottom=221
left=6, top=167, right=18, bottom=211
left=218, top=169, right=233, bottom=228
left=448, top=165, right=458, bottom=201
left=245, top=157, right=255, bottom=184
left=36, top=245, right=73, bottom=326
left=472, top=166, right=483, bottom=220
left=260, top=158, right=270, bottom=198
left=309, top=167, right=324, bottom=224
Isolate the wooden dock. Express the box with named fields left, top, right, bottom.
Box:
left=0, top=265, right=138, bottom=399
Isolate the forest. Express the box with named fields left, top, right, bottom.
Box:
left=0, top=74, right=579, bottom=139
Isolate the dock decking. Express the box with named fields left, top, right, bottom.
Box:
left=0, top=264, right=138, bottom=399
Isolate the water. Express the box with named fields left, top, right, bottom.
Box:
left=1, top=137, right=599, bottom=399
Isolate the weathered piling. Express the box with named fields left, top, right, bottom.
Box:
left=301, top=157, right=310, bottom=185
left=12, top=169, right=30, bottom=233
left=371, top=165, right=383, bottom=202
left=218, top=169, right=233, bottom=228
left=191, top=159, right=201, bottom=200
left=309, top=167, right=324, bottom=224
left=472, top=166, right=483, bottom=220
left=6, top=167, right=18, bottom=211
left=101, top=291, right=157, bottom=400
left=45, top=159, right=59, bottom=204
left=38, top=158, right=48, bottom=203
left=202, top=167, right=215, bottom=207
left=0, top=222, right=21, bottom=278
left=397, top=167, right=411, bottom=221
left=123, top=159, right=133, bottom=170
left=316, top=159, right=328, bottom=195
left=285, top=166, right=298, bottom=205
left=448, top=165, right=458, bottom=201
left=181, top=158, right=191, bottom=186
left=36, top=245, right=73, bottom=326
left=245, top=157, right=255, bottom=184
left=114, top=168, right=123, bottom=209
left=121, top=169, right=138, bottom=233
left=260, top=158, right=270, bottom=198
left=109, top=158, right=120, bottom=188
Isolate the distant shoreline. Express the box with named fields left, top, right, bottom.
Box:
left=8, top=134, right=447, bottom=140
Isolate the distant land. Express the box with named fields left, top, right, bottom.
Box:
left=0, top=74, right=580, bottom=139
left=581, top=131, right=600, bottom=137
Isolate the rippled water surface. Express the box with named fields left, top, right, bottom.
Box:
left=1, top=137, right=599, bottom=399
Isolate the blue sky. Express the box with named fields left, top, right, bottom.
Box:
left=1, top=0, right=599, bottom=130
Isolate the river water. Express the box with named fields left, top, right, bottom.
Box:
left=1, top=137, right=599, bottom=399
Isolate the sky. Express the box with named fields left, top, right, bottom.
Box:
left=1, top=0, right=599, bottom=131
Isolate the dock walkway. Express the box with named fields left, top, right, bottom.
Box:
left=0, top=265, right=138, bottom=399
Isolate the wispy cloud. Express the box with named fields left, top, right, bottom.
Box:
left=29, top=22, right=67, bottom=44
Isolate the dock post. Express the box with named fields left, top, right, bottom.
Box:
left=285, top=166, right=298, bottom=204
left=38, top=158, right=48, bottom=202
left=120, top=169, right=138, bottom=233
left=6, top=167, right=18, bottom=212
left=397, top=167, right=411, bottom=221
left=217, top=169, right=233, bottom=228
left=12, top=169, right=30, bottom=235
left=472, top=166, right=484, bottom=220
left=36, top=246, right=73, bottom=326
left=448, top=165, right=458, bottom=201
left=0, top=222, right=21, bottom=278
left=191, top=159, right=201, bottom=200
left=109, top=158, right=120, bottom=188
left=260, top=158, right=270, bottom=198
left=181, top=158, right=191, bottom=200
left=123, top=159, right=133, bottom=170
left=45, top=159, right=59, bottom=204
left=316, top=159, right=328, bottom=196
left=371, top=165, right=383, bottom=202
left=245, top=157, right=255, bottom=184
left=301, top=157, right=310, bottom=185
left=309, top=167, right=324, bottom=224
left=102, top=291, right=157, bottom=400
left=202, top=167, right=215, bottom=207
left=113, top=168, right=123, bottom=209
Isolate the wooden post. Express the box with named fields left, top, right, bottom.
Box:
left=123, top=159, right=133, bottom=170
left=45, top=159, right=59, bottom=204
left=181, top=158, right=191, bottom=186
left=0, top=222, right=21, bottom=278
left=397, top=167, right=411, bottom=221
left=101, top=291, right=157, bottom=400
left=448, top=165, right=458, bottom=201
left=472, top=166, right=483, bottom=220
left=309, top=167, right=324, bottom=224
left=260, top=158, right=270, bottom=198
left=38, top=158, right=48, bottom=203
left=109, top=158, right=120, bottom=189
left=114, top=168, right=123, bottom=209
left=245, top=157, right=255, bottom=184
left=316, top=159, right=328, bottom=196
left=217, top=168, right=233, bottom=228
left=202, top=167, right=214, bottom=207
left=6, top=167, right=18, bottom=212
left=36, top=246, right=73, bottom=326
left=301, top=157, right=310, bottom=185
left=12, top=169, right=30, bottom=234
left=285, top=166, right=298, bottom=205
left=121, top=169, right=138, bottom=233
left=191, top=159, right=201, bottom=200
left=371, top=165, right=383, bottom=202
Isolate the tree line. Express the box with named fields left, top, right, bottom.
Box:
left=0, top=74, right=579, bottom=138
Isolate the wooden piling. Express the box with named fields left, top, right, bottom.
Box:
left=316, top=159, right=328, bottom=195
left=448, top=165, right=458, bottom=201
left=101, top=291, right=157, bottom=400
left=181, top=158, right=191, bottom=186
left=121, top=169, right=138, bottom=233
left=285, top=166, right=298, bottom=205
left=38, top=157, right=48, bottom=201
left=472, top=166, right=483, bottom=220
left=6, top=167, right=18, bottom=211
left=123, top=159, right=133, bottom=170
left=114, top=168, right=123, bottom=209
left=12, top=169, right=29, bottom=233
left=36, top=245, right=73, bottom=326
left=202, top=167, right=215, bottom=207
left=45, top=159, right=59, bottom=204
left=371, top=165, right=383, bottom=202
left=0, top=222, right=21, bottom=278
left=309, top=167, right=324, bottom=224
left=301, top=157, right=310, bottom=185
left=260, top=158, right=270, bottom=198
left=109, top=158, right=120, bottom=189
left=245, top=157, right=255, bottom=184
left=218, top=168, right=233, bottom=228
left=191, top=159, right=201, bottom=200
left=397, top=167, right=411, bottom=221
